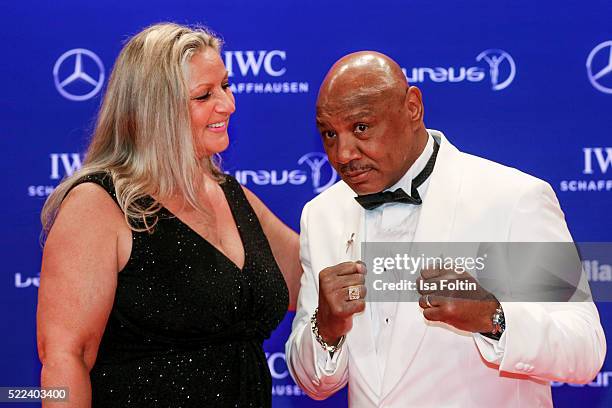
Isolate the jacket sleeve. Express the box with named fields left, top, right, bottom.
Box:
left=285, top=201, right=349, bottom=400
left=474, top=180, right=606, bottom=383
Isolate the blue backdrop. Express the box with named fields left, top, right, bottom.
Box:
left=1, top=0, right=611, bottom=406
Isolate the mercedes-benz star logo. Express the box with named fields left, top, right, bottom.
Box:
left=587, top=41, right=612, bottom=94
left=476, top=49, right=516, bottom=91
left=53, top=48, right=105, bottom=101
left=298, top=152, right=338, bottom=194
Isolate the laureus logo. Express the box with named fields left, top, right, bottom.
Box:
left=402, top=48, right=516, bottom=91
left=231, top=152, right=337, bottom=194
left=297, top=152, right=338, bottom=194
left=476, top=49, right=516, bottom=91
left=15, top=273, right=40, bottom=288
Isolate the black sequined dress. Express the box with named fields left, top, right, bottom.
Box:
left=71, top=173, right=289, bottom=407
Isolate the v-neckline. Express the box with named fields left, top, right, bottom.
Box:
left=159, top=179, right=247, bottom=272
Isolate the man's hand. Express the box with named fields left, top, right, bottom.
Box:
left=416, top=265, right=499, bottom=333
left=317, top=261, right=367, bottom=344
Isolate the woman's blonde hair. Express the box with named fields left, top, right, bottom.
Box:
left=41, top=22, right=224, bottom=237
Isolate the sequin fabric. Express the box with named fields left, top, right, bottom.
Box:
left=71, top=173, right=289, bottom=407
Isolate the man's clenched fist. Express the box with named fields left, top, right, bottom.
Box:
left=316, top=261, right=367, bottom=344
left=416, top=265, right=499, bottom=333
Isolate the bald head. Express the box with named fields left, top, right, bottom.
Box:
left=317, top=51, right=408, bottom=112
left=315, top=51, right=428, bottom=195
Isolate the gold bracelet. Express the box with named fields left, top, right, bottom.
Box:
left=311, top=307, right=345, bottom=353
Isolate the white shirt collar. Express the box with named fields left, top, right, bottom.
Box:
left=385, top=131, right=435, bottom=195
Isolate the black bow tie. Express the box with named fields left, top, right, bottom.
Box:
left=354, top=139, right=439, bottom=210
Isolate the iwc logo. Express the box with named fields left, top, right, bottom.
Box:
left=223, top=50, right=309, bottom=94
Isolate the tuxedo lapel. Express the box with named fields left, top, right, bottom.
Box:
left=380, top=131, right=465, bottom=398
left=340, top=195, right=383, bottom=397
left=412, top=131, right=463, bottom=244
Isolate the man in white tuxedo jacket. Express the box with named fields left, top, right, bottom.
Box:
left=285, top=51, right=606, bottom=407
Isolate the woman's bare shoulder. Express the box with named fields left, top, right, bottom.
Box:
left=45, top=181, right=128, bottom=257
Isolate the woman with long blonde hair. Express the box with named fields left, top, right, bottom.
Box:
left=37, top=22, right=301, bottom=407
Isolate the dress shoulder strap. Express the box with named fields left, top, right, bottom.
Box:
left=219, top=174, right=252, bottom=215
left=67, top=171, right=121, bottom=209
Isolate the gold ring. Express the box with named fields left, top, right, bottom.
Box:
left=425, top=294, right=433, bottom=308
left=348, top=286, right=361, bottom=301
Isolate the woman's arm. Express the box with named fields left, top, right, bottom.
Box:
left=37, top=183, right=127, bottom=407
left=242, top=187, right=302, bottom=310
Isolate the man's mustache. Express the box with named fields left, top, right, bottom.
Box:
left=339, top=162, right=373, bottom=175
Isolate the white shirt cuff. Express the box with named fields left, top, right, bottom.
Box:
left=473, top=331, right=507, bottom=365
left=312, top=330, right=346, bottom=376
